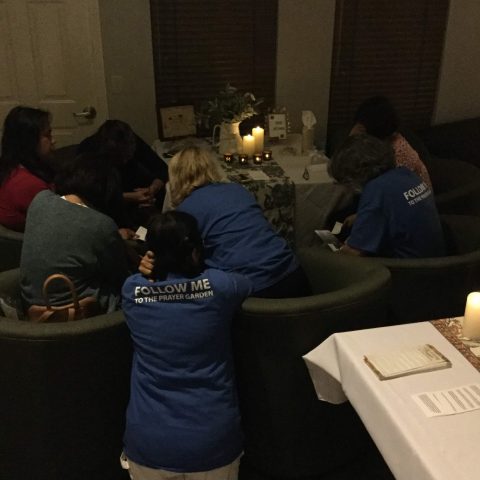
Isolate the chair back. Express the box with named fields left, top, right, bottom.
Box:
left=234, top=249, right=391, bottom=478
left=0, top=268, right=132, bottom=480
left=373, top=214, right=480, bottom=324
left=0, top=224, right=23, bottom=272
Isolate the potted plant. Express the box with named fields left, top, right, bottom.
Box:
left=199, top=84, right=263, bottom=153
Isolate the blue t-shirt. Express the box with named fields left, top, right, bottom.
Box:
left=177, top=183, right=298, bottom=292
left=122, top=269, right=252, bottom=472
left=347, top=167, right=446, bottom=258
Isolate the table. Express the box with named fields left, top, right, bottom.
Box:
left=217, top=152, right=352, bottom=248
left=153, top=137, right=353, bottom=248
left=303, top=321, right=480, bottom=480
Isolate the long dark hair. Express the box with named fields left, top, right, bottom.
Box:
left=146, top=211, right=204, bottom=280
left=54, top=152, right=123, bottom=217
left=91, top=120, right=136, bottom=167
left=353, top=96, right=399, bottom=140
left=0, top=106, right=53, bottom=185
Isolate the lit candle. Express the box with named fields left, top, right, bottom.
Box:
left=252, top=126, right=264, bottom=153
left=243, top=134, right=255, bottom=156
left=263, top=150, right=272, bottom=161
left=238, top=153, right=249, bottom=165
left=463, top=292, right=480, bottom=339
left=253, top=153, right=263, bottom=165
left=223, top=153, right=233, bottom=163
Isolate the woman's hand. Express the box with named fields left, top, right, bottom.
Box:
left=343, top=214, right=357, bottom=228
left=148, top=178, right=165, bottom=196
left=123, top=188, right=154, bottom=206
left=118, top=228, right=138, bottom=240
left=139, top=250, right=155, bottom=278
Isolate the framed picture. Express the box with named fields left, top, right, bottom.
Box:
left=159, top=105, right=196, bottom=139
left=268, top=113, right=287, bottom=139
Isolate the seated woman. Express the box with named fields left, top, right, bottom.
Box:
left=121, top=211, right=251, bottom=479
left=78, top=120, right=168, bottom=227
left=20, top=153, right=131, bottom=314
left=144, top=147, right=310, bottom=298
left=0, top=106, right=54, bottom=231
left=329, top=134, right=446, bottom=258
left=350, top=96, right=432, bottom=188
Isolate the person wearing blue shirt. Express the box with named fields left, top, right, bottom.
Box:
left=141, top=146, right=310, bottom=298
left=328, top=134, right=446, bottom=258
left=121, top=211, right=252, bottom=479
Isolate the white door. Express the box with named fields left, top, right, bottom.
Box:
left=0, top=0, right=107, bottom=146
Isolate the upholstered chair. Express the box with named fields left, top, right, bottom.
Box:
left=371, top=214, right=480, bottom=324
left=0, top=268, right=131, bottom=480
left=234, top=249, right=391, bottom=479
left=0, top=224, right=23, bottom=272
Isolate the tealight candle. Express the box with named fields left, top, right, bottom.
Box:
left=252, top=126, right=264, bottom=153
left=253, top=153, right=263, bottom=165
left=263, top=150, right=272, bottom=161
left=238, top=153, right=249, bottom=165
left=463, top=292, right=480, bottom=339
left=243, top=134, right=255, bottom=156
left=223, top=153, right=233, bottom=163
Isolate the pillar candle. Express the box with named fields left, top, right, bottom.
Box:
left=463, top=292, right=480, bottom=339
left=252, top=126, right=264, bottom=153
left=243, top=134, right=255, bottom=156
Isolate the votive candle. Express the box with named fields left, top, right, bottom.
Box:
left=252, top=126, right=264, bottom=153
left=463, top=292, right=480, bottom=339
left=223, top=153, right=233, bottom=163
left=253, top=153, right=263, bottom=165
left=263, top=150, right=272, bottom=161
left=243, top=134, right=255, bottom=156
left=238, top=153, right=249, bottom=165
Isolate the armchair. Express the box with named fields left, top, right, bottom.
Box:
left=0, top=268, right=132, bottom=480
left=372, top=214, right=480, bottom=324
left=234, top=249, right=391, bottom=479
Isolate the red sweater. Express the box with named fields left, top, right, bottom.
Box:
left=0, top=166, right=50, bottom=231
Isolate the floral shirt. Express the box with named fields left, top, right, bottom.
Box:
left=392, top=133, right=432, bottom=189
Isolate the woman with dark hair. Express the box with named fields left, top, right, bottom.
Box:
left=351, top=96, right=432, bottom=187
left=78, top=120, right=168, bottom=225
left=329, top=134, right=445, bottom=258
left=20, top=152, right=130, bottom=313
left=0, top=106, right=54, bottom=231
left=121, top=211, right=251, bottom=479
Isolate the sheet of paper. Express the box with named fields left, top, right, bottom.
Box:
left=413, top=384, right=480, bottom=417
left=364, top=344, right=451, bottom=380
left=247, top=169, right=270, bottom=181
left=135, top=226, right=148, bottom=242
left=331, top=222, right=343, bottom=235
left=314, top=230, right=342, bottom=249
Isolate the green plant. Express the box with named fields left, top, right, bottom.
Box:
left=200, top=84, right=263, bottom=125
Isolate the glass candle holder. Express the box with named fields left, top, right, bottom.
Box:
left=263, top=149, right=273, bottom=161
left=223, top=153, right=233, bottom=163
left=253, top=153, right=263, bottom=165
left=238, top=153, right=249, bottom=165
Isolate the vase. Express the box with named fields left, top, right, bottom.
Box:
left=212, top=121, right=243, bottom=154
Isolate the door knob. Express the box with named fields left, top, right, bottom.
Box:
left=73, top=106, right=97, bottom=119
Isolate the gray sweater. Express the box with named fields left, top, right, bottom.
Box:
left=20, top=190, right=130, bottom=312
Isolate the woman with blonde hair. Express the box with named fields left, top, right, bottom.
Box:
left=148, top=146, right=309, bottom=298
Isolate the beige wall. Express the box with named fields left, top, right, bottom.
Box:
left=434, top=0, right=480, bottom=124
left=98, top=0, right=158, bottom=143
left=97, top=0, right=480, bottom=143
left=276, top=0, right=336, bottom=147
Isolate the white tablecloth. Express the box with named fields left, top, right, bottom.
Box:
left=274, top=154, right=352, bottom=247
left=303, top=322, right=480, bottom=480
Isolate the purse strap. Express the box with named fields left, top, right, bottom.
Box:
left=42, top=274, right=81, bottom=311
